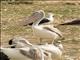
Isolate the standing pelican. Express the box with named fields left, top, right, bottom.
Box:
left=32, top=10, right=63, bottom=43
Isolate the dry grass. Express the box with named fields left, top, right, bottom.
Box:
left=1, top=1, right=80, bottom=60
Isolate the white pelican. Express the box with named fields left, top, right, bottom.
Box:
left=4, top=37, right=45, bottom=60
left=1, top=39, right=53, bottom=60
left=8, top=37, right=63, bottom=60
left=31, top=10, right=63, bottom=43
left=21, top=10, right=63, bottom=43
left=8, top=37, right=33, bottom=48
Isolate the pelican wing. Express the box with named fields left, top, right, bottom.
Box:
left=43, top=25, right=63, bottom=37
left=22, top=10, right=45, bottom=26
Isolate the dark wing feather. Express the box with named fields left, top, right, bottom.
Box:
left=28, top=18, right=49, bottom=25
left=60, top=19, right=80, bottom=25
left=39, top=18, right=49, bottom=25
left=43, top=27, right=62, bottom=37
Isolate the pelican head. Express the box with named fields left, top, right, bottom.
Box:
left=47, top=13, right=54, bottom=23
left=9, top=39, right=16, bottom=48
left=47, top=13, right=54, bottom=17
left=8, top=37, right=32, bottom=48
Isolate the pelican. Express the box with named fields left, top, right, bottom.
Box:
left=1, top=37, right=45, bottom=60
left=4, top=37, right=44, bottom=60
left=8, top=37, right=33, bottom=48
left=31, top=10, right=63, bottom=43
left=8, top=37, right=63, bottom=60
left=21, top=10, right=63, bottom=43
left=1, top=37, right=53, bottom=60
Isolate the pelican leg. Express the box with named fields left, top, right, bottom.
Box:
left=37, top=38, right=42, bottom=44
left=52, top=39, right=58, bottom=44
left=51, top=39, right=54, bottom=44
left=40, top=38, right=43, bottom=44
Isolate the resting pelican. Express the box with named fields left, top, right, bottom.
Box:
left=1, top=37, right=53, bottom=60
left=8, top=37, right=63, bottom=60
left=1, top=41, right=45, bottom=60
left=3, top=37, right=44, bottom=60
left=31, top=10, right=63, bottom=43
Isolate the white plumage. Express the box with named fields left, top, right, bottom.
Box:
left=31, top=10, right=63, bottom=43
left=8, top=37, right=63, bottom=60
left=45, top=13, right=54, bottom=24
left=1, top=48, right=32, bottom=60
left=21, top=10, right=63, bottom=43
left=1, top=46, right=45, bottom=60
